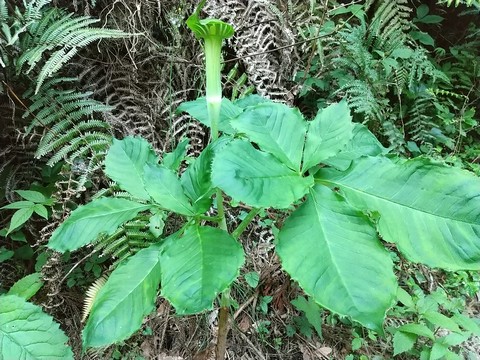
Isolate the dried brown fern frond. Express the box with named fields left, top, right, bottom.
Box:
left=82, top=275, right=108, bottom=322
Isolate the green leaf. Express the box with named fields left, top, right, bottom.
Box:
left=163, top=138, right=189, bottom=171
left=144, top=164, right=194, bottom=216
left=160, top=225, right=244, bottom=314
left=393, top=331, right=417, bottom=355
left=15, top=190, right=46, bottom=203
left=397, top=287, right=415, bottom=308
left=302, top=101, right=354, bottom=172
left=439, top=332, right=471, bottom=346
left=231, top=102, right=306, bottom=170
left=35, top=252, right=49, bottom=272
left=148, top=212, right=165, bottom=238
left=244, top=271, right=260, bottom=288
left=351, top=337, right=363, bottom=351
left=82, top=243, right=162, bottom=348
left=7, top=207, right=34, bottom=235
left=1, top=201, right=35, bottom=209
left=0, top=295, right=73, bottom=359
left=14, top=245, right=34, bottom=260
left=453, top=313, right=480, bottom=336
left=212, top=140, right=313, bottom=208
left=48, top=198, right=151, bottom=252
left=105, top=137, right=159, bottom=200
left=391, top=48, right=413, bottom=59
left=9, top=231, right=26, bottom=243
left=277, top=185, right=397, bottom=332
left=397, top=323, right=435, bottom=340
left=234, top=94, right=271, bottom=109
left=33, top=204, right=48, bottom=219
left=7, top=273, right=43, bottom=300
left=420, top=15, right=444, bottom=24
left=0, top=247, right=14, bottom=263
left=411, top=30, right=435, bottom=47
left=423, top=311, right=461, bottom=333
left=416, top=4, right=430, bottom=18
left=324, top=123, right=387, bottom=171
left=291, top=296, right=323, bottom=339
left=181, top=140, right=223, bottom=213
left=319, top=156, right=480, bottom=270
left=431, top=342, right=448, bottom=360
left=177, top=97, right=242, bottom=134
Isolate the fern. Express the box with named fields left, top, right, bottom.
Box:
left=94, top=216, right=159, bottom=266
left=82, top=275, right=107, bottom=322
left=406, top=91, right=437, bottom=144
left=22, top=78, right=113, bottom=184
left=15, top=7, right=126, bottom=93
left=337, top=80, right=384, bottom=123
left=437, top=0, right=480, bottom=7
left=368, top=0, right=411, bottom=52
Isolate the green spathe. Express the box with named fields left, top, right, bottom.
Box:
left=186, top=0, right=234, bottom=140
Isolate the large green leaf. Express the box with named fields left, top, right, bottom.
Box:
left=105, top=137, right=159, bottom=200
left=0, top=295, right=74, bottom=359
left=176, top=97, right=242, bottom=134
left=82, top=243, right=162, bottom=348
left=318, top=156, right=480, bottom=270
left=234, top=94, right=272, bottom=108
left=48, top=198, right=150, bottom=252
left=212, top=140, right=313, bottom=208
left=277, top=185, right=397, bottom=332
left=231, top=102, right=306, bottom=171
left=324, top=123, right=387, bottom=171
left=144, top=164, right=194, bottom=216
left=302, top=101, right=354, bottom=172
left=160, top=225, right=244, bottom=314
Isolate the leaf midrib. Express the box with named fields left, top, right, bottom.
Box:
left=310, top=192, right=362, bottom=310
left=320, top=179, right=477, bottom=225
left=90, top=258, right=160, bottom=332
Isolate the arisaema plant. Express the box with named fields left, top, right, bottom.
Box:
left=47, top=1, right=480, bottom=359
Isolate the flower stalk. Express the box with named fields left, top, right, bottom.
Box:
left=186, top=2, right=235, bottom=358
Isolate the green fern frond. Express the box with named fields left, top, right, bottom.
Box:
left=382, top=117, right=406, bottom=151
left=0, top=0, right=7, bottom=24
left=338, top=80, right=384, bottom=122
left=406, top=91, right=437, bottom=143
left=21, top=77, right=113, bottom=177
left=21, top=0, right=51, bottom=23
left=15, top=7, right=127, bottom=93
left=369, top=0, right=411, bottom=44
left=94, top=215, right=158, bottom=266
left=82, top=275, right=108, bottom=322
left=437, top=0, right=479, bottom=7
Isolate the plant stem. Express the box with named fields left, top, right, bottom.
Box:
left=215, top=289, right=231, bottom=360
left=202, top=25, right=230, bottom=360
left=232, top=208, right=260, bottom=239
left=205, top=37, right=222, bottom=141
left=216, top=189, right=228, bottom=231
left=197, top=214, right=221, bottom=222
